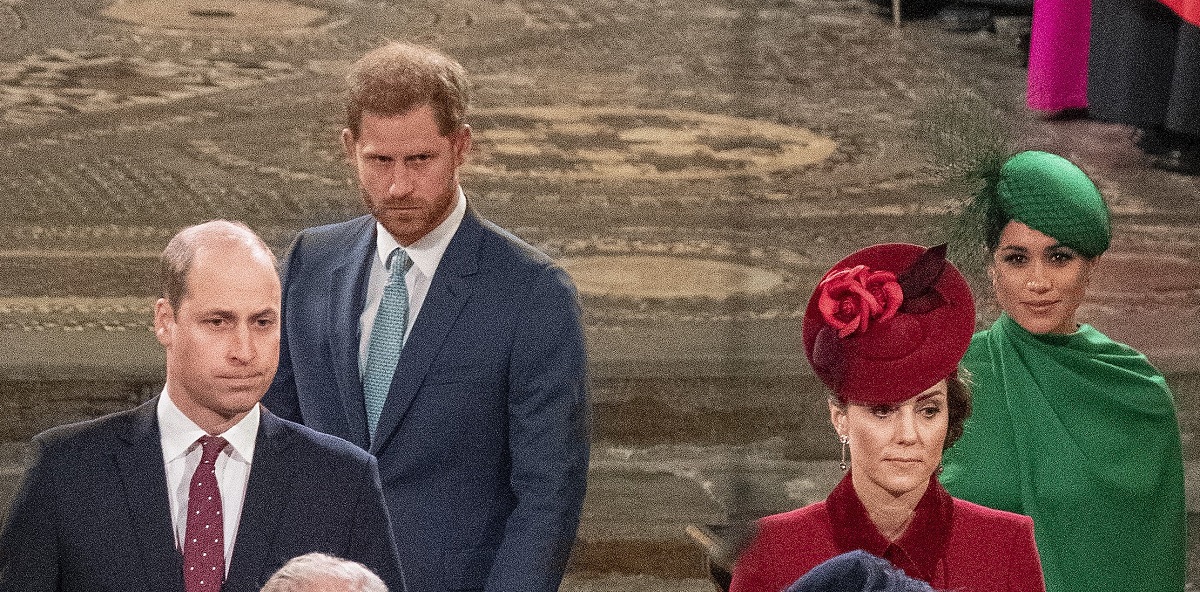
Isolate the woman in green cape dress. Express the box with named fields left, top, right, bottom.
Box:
left=939, top=151, right=1186, bottom=592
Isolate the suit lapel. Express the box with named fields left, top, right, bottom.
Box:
left=369, top=210, right=482, bottom=454
left=115, top=397, right=186, bottom=592
left=224, top=410, right=294, bottom=590
left=328, top=218, right=376, bottom=446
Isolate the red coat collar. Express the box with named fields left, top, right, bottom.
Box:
left=825, top=472, right=954, bottom=582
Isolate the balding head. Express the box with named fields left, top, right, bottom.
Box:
left=159, top=220, right=278, bottom=315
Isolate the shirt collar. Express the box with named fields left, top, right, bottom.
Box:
left=375, top=188, right=467, bottom=278
left=157, top=388, right=260, bottom=464
left=826, top=472, right=953, bottom=582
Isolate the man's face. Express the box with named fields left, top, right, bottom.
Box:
left=154, top=245, right=281, bottom=434
left=342, top=105, right=472, bottom=246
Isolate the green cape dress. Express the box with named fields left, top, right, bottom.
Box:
left=941, top=313, right=1185, bottom=592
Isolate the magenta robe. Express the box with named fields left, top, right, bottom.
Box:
left=729, top=474, right=1046, bottom=592
left=1027, top=0, right=1091, bottom=112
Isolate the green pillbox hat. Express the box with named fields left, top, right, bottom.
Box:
left=996, top=151, right=1111, bottom=257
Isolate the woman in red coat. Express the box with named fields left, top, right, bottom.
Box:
left=730, top=243, right=1046, bottom=592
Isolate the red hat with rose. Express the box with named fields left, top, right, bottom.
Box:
left=802, top=243, right=975, bottom=404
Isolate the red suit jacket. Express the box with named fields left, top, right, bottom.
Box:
left=730, top=474, right=1045, bottom=592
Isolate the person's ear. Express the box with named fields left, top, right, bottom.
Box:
left=341, top=128, right=357, bottom=162
left=452, top=124, right=472, bottom=167
left=154, top=298, right=174, bottom=348
left=1082, top=255, right=1100, bottom=285
left=829, top=400, right=847, bottom=437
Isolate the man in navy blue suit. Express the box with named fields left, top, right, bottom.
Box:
left=261, top=43, right=590, bottom=592
left=0, top=221, right=403, bottom=592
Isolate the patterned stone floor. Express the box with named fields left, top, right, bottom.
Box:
left=1, top=0, right=1199, bottom=588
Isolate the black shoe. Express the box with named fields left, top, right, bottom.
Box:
left=1133, top=126, right=1175, bottom=157
left=868, top=0, right=945, bottom=18
left=1151, top=148, right=1200, bottom=176
left=939, top=4, right=993, bottom=31
left=1042, top=107, right=1089, bottom=121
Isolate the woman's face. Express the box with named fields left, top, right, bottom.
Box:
left=830, top=380, right=949, bottom=502
left=990, top=220, right=1097, bottom=335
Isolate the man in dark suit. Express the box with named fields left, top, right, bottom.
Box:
left=0, top=221, right=404, bottom=592
left=261, top=43, right=590, bottom=592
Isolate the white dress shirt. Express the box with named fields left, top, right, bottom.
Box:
left=158, top=389, right=259, bottom=574
left=358, top=188, right=467, bottom=378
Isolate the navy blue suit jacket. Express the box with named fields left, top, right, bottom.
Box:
left=262, top=210, right=590, bottom=592
left=0, top=398, right=404, bottom=592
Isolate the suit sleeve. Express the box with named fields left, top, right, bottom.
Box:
left=487, top=264, right=591, bottom=592
left=262, top=231, right=306, bottom=423
left=1008, top=516, right=1046, bottom=592
left=346, top=455, right=406, bottom=592
left=0, top=438, right=61, bottom=592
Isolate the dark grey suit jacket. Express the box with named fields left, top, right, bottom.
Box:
left=263, top=210, right=590, bottom=592
left=0, top=397, right=404, bottom=592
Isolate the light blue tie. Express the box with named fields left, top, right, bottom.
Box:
left=363, top=247, right=410, bottom=440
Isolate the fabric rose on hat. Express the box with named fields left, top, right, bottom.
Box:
left=817, top=265, right=903, bottom=338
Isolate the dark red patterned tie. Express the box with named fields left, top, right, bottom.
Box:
left=183, top=435, right=227, bottom=592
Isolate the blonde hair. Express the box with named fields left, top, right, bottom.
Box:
left=259, top=553, right=387, bottom=592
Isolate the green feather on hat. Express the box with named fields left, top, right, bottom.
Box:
left=916, top=90, right=1112, bottom=276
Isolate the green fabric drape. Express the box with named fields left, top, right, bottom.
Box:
left=941, top=313, right=1185, bottom=592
